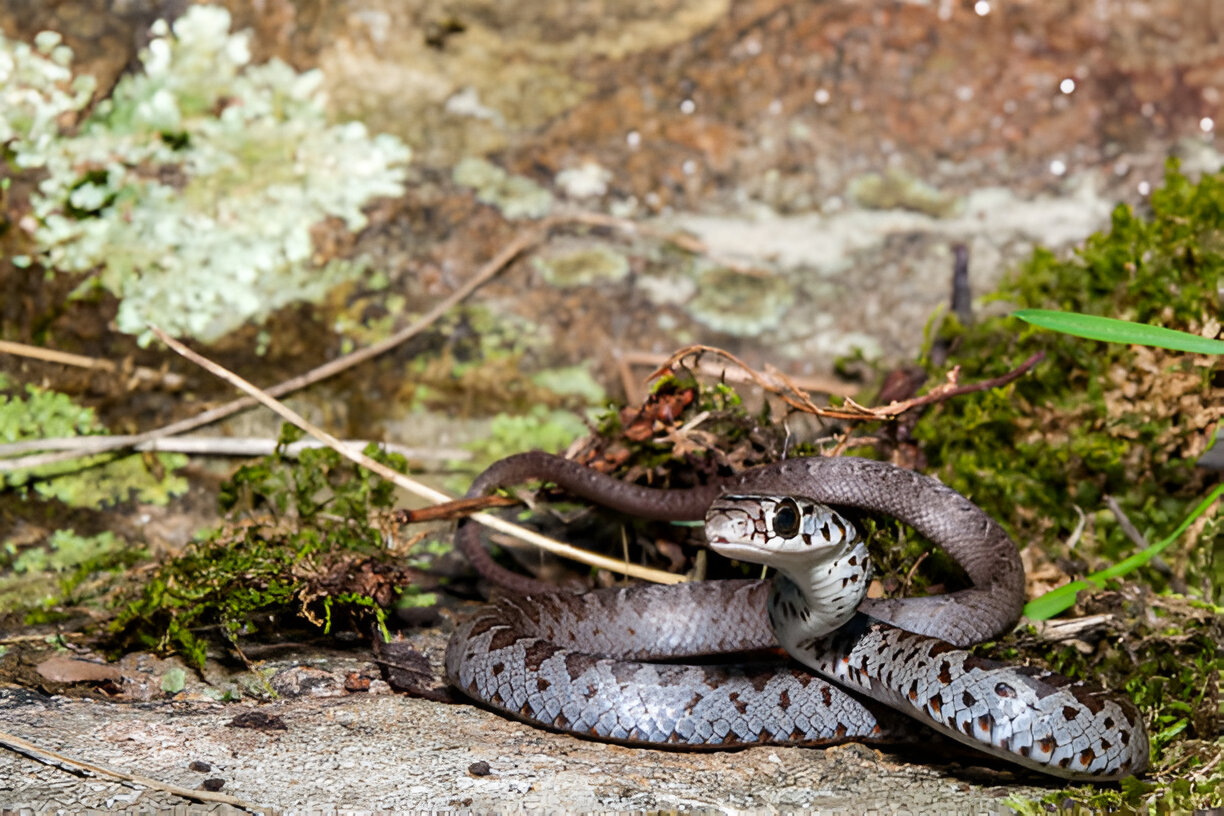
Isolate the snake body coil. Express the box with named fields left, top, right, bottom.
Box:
left=444, top=452, right=1148, bottom=779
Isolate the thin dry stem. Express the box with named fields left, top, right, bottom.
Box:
left=650, top=345, right=1045, bottom=422
left=151, top=327, right=685, bottom=586
left=0, top=213, right=712, bottom=473
left=0, top=339, right=184, bottom=389
left=0, top=729, right=265, bottom=812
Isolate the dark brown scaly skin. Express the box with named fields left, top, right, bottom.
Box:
left=445, top=452, right=1149, bottom=779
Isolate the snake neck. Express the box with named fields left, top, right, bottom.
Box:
left=766, top=540, right=872, bottom=655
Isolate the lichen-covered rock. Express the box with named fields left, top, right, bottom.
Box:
left=532, top=245, right=629, bottom=287
left=453, top=156, right=553, bottom=219
left=2, top=6, right=412, bottom=345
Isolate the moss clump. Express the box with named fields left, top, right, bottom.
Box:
left=465, top=405, right=588, bottom=468
left=2, top=5, right=410, bottom=345
left=109, top=427, right=425, bottom=669
left=0, top=529, right=141, bottom=620
left=913, top=161, right=1221, bottom=806
left=916, top=161, right=1220, bottom=596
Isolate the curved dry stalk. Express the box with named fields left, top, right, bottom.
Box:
left=0, top=339, right=185, bottom=389
left=151, top=327, right=685, bottom=586
left=0, top=221, right=546, bottom=473
left=0, top=435, right=467, bottom=462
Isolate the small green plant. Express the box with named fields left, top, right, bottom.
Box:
left=1025, top=484, right=1223, bottom=619
left=1010, top=309, right=1223, bottom=618
left=917, top=162, right=1221, bottom=809
left=110, top=426, right=418, bottom=669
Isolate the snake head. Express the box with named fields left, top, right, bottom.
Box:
left=704, top=494, right=858, bottom=569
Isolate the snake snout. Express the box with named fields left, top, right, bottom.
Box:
left=703, top=504, right=765, bottom=562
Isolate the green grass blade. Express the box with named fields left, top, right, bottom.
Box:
left=1024, top=483, right=1224, bottom=620
left=1013, top=309, right=1224, bottom=354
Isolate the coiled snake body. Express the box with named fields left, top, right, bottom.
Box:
left=445, top=452, right=1148, bottom=779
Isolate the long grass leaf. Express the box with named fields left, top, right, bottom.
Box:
left=1024, top=484, right=1223, bottom=620
left=1014, top=309, right=1224, bottom=354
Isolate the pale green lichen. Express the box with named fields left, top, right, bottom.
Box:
left=160, top=667, right=187, bottom=694
left=687, top=264, right=793, bottom=337
left=555, top=162, right=611, bottom=199
left=0, top=379, right=188, bottom=507
left=2, top=5, right=411, bottom=345
left=1, top=529, right=131, bottom=616
left=532, top=246, right=629, bottom=287
left=11, top=529, right=123, bottom=575
left=848, top=167, right=960, bottom=218
left=530, top=365, right=606, bottom=404
left=464, top=405, right=589, bottom=469
left=453, top=156, right=553, bottom=219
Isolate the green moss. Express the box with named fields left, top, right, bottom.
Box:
left=464, top=405, right=589, bottom=470
left=109, top=427, right=412, bottom=668
left=2, top=5, right=410, bottom=345
left=1003, top=599, right=1222, bottom=812
left=0, top=529, right=140, bottom=619
left=914, top=161, right=1221, bottom=806
left=529, top=365, right=606, bottom=404
left=915, top=162, right=1219, bottom=593
left=1, top=382, right=188, bottom=507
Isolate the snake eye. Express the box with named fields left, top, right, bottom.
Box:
left=771, top=498, right=801, bottom=538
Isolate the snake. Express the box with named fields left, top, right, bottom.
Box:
left=444, top=451, right=1149, bottom=779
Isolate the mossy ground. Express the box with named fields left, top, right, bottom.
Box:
left=468, top=162, right=1220, bottom=808
left=106, top=426, right=428, bottom=672
left=908, top=162, right=1222, bottom=810
left=0, top=152, right=1218, bottom=807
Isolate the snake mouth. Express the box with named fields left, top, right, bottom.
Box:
left=705, top=533, right=770, bottom=565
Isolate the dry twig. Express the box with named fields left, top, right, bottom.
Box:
left=150, top=327, right=684, bottom=586
left=649, top=344, right=1045, bottom=421
left=395, top=494, right=519, bottom=523
left=0, top=729, right=267, bottom=812
left=0, top=435, right=467, bottom=462
left=0, top=339, right=185, bottom=390
left=615, top=349, right=858, bottom=406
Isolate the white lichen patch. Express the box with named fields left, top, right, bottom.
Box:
left=686, top=264, right=793, bottom=337
left=532, top=245, right=629, bottom=287
left=555, top=162, right=611, bottom=200
left=453, top=156, right=553, bottom=219
left=3, top=5, right=411, bottom=345
left=635, top=272, right=697, bottom=306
